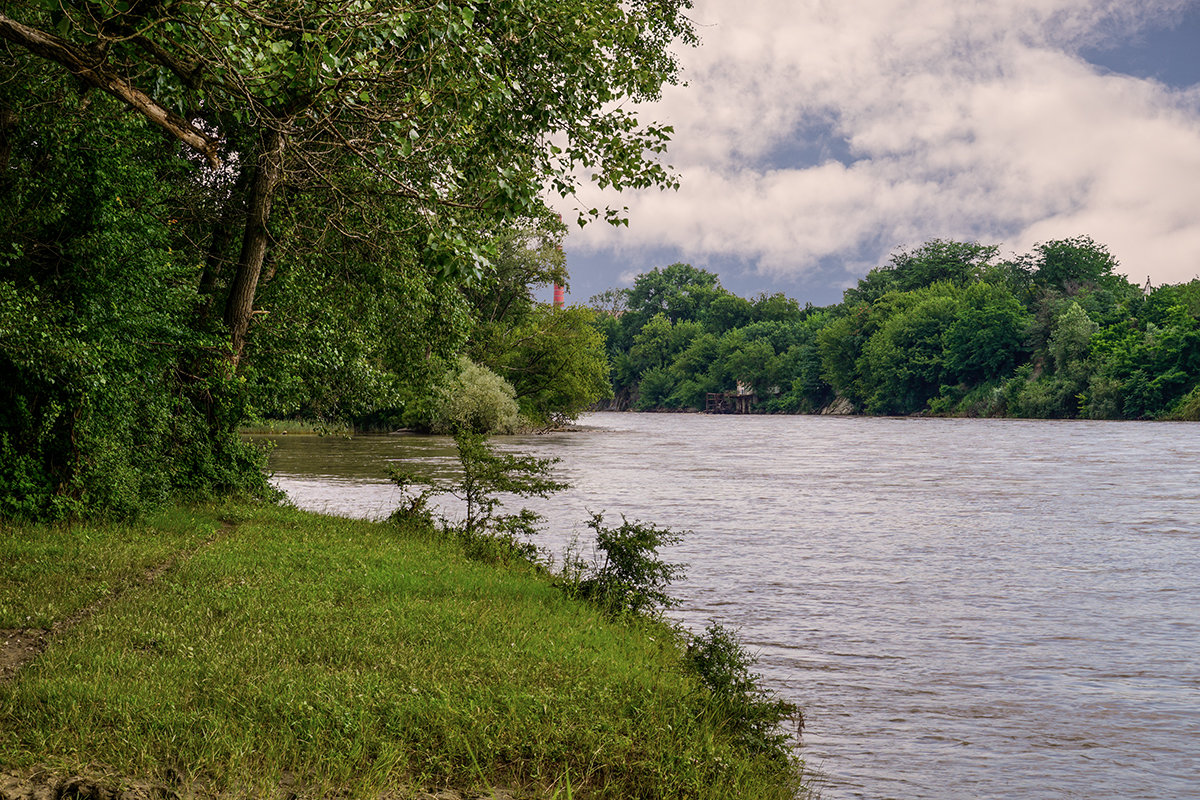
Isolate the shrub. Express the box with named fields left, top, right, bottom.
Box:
left=635, top=366, right=676, bottom=410
left=563, top=512, right=686, bottom=616
left=389, top=430, right=565, bottom=564
left=927, top=381, right=1005, bottom=417
left=686, top=622, right=802, bottom=760
left=1010, top=374, right=1079, bottom=418
left=1164, top=383, right=1200, bottom=420
left=428, top=357, right=523, bottom=434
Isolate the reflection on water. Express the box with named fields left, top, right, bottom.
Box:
left=261, top=413, right=1200, bottom=800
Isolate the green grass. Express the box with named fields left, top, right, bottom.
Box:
left=0, top=506, right=223, bottom=628
left=0, top=503, right=809, bottom=799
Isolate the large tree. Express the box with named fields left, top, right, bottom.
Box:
left=0, top=0, right=695, bottom=518
left=1, top=0, right=693, bottom=362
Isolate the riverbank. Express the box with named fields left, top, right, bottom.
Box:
left=0, top=502, right=808, bottom=799
left=238, top=419, right=355, bottom=436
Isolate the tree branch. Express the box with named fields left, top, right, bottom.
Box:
left=0, top=12, right=220, bottom=167
left=130, top=34, right=202, bottom=89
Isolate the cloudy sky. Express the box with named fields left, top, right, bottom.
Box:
left=554, top=0, right=1200, bottom=306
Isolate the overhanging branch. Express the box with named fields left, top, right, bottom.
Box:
left=0, top=12, right=221, bottom=168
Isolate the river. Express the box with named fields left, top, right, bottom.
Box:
left=258, top=412, right=1200, bottom=799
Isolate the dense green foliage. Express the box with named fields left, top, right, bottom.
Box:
left=0, top=75, right=268, bottom=520
left=399, top=216, right=613, bottom=432
left=1, top=0, right=681, bottom=519
left=562, top=512, right=686, bottom=617
left=686, top=623, right=801, bottom=760
left=595, top=239, right=1200, bottom=420
left=426, top=357, right=524, bottom=435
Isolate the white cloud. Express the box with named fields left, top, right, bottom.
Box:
left=564, top=0, right=1200, bottom=287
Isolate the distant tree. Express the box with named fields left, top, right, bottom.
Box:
left=670, top=332, right=723, bottom=380
left=1141, top=281, right=1200, bottom=326
left=859, top=286, right=961, bottom=414
left=740, top=320, right=805, bottom=353
left=1005, top=301, right=1099, bottom=418
left=978, top=259, right=1036, bottom=301
left=628, top=314, right=702, bottom=377
left=1028, top=236, right=1120, bottom=292
left=722, top=338, right=777, bottom=396
left=665, top=332, right=723, bottom=408
left=1086, top=302, right=1200, bottom=419
left=486, top=306, right=612, bottom=427
left=817, top=305, right=873, bottom=406
left=1048, top=302, right=1098, bottom=375
left=587, top=288, right=631, bottom=318
left=590, top=236, right=1200, bottom=422
left=625, top=263, right=726, bottom=327
left=943, top=283, right=1030, bottom=384
left=635, top=366, right=677, bottom=410
left=750, top=292, right=802, bottom=324
left=889, top=240, right=999, bottom=292
left=841, top=267, right=898, bottom=306
left=705, top=293, right=753, bottom=332
left=770, top=313, right=834, bottom=412
left=629, top=313, right=677, bottom=373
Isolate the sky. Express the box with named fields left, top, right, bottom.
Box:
left=551, top=0, right=1200, bottom=307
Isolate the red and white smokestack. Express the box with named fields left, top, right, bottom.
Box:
left=553, top=283, right=565, bottom=309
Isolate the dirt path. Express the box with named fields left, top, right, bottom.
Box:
left=0, top=523, right=240, bottom=799
left=0, top=521, right=237, bottom=685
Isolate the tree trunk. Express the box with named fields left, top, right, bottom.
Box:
left=0, top=105, right=15, bottom=174
left=224, top=127, right=285, bottom=368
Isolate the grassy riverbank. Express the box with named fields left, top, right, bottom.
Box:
left=238, top=419, right=355, bottom=436
left=0, top=503, right=809, bottom=799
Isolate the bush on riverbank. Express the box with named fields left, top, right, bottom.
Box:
left=560, top=513, right=686, bottom=618
left=390, top=432, right=801, bottom=769
left=388, top=430, right=567, bottom=567
left=0, top=503, right=811, bottom=799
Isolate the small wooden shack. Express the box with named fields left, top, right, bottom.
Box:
left=705, top=391, right=756, bottom=414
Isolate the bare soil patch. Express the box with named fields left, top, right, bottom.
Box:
left=0, top=631, right=46, bottom=684
left=0, top=769, right=523, bottom=800
left=0, top=769, right=174, bottom=800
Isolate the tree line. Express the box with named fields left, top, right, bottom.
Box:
left=590, top=238, right=1200, bottom=421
